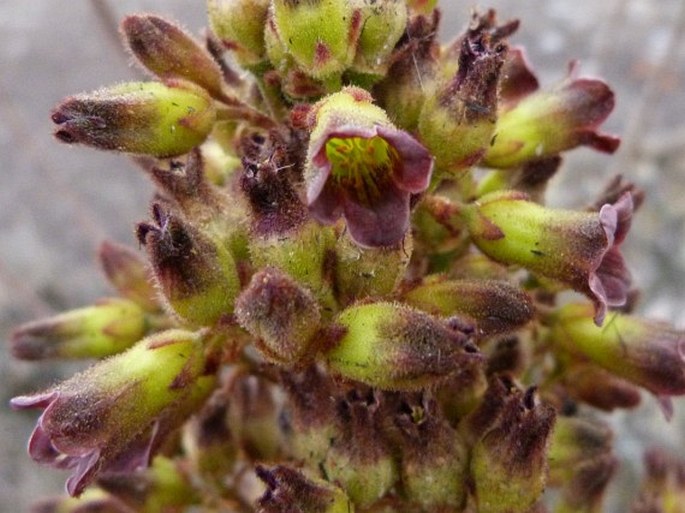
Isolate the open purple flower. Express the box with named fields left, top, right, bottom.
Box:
left=305, top=87, right=434, bottom=247
left=10, top=329, right=215, bottom=496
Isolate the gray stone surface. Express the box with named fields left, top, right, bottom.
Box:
left=1, top=1, right=684, bottom=511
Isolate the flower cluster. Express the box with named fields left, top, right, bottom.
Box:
left=10, top=2, right=685, bottom=513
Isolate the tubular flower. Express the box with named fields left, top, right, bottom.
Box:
left=10, top=329, right=216, bottom=496
left=462, top=190, right=633, bottom=325
left=305, top=87, right=434, bottom=247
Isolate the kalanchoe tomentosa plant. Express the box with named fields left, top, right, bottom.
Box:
left=10, top=2, right=685, bottom=512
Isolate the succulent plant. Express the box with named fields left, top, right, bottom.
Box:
left=10, top=2, right=685, bottom=513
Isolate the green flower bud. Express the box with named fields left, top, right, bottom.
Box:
left=390, top=396, right=468, bottom=510
left=418, top=13, right=508, bottom=178
left=11, top=298, right=149, bottom=360
left=350, top=0, right=408, bottom=81
left=249, top=220, right=338, bottom=315
left=121, top=14, right=225, bottom=100
left=374, top=13, right=439, bottom=131
left=470, top=381, right=556, bottom=513
left=403, top=276, right=535, bottom=338
left=550, top=302, right=685, bottom=399
left=326, top=302, right=482, bottom=390
left=207, top=0, right=271, bottom=69
left=98, top=241, right=160, bottom=312
left=11, top=329, right=216, bottom=496
left=334, top=230, right=412, bottom=307
left=256, top=465, right=355, bottom=513
left=137, top=205, right=240, bottom=327
left=235, top=267, right=321, bottom=365
left=280, top=367, right=339, bottom=468
left=484, top=69, right=620, bottom=169
left=98, top=456, right=199, bottom=512
left=270, top=0, right=362, bottom=81
left=322, top=390, right=398, bottom=507
left=52, top=81, right=216, bottom=157
left=462, top=190, right=633, bottom=325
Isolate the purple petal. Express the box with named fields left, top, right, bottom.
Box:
left=342, top=185, right=409, bottom=247
left=65, top=449, right=101, bottom=497
left=10, top=391, right=59, bottom=410
left=308, top=179, right=345, bottom=225
left=27, top=424, right=62, bottom=464
left=377, top=125, right=433, bottom=193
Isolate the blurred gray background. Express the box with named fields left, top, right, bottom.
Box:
left=1, top=1, right=684, bottom=511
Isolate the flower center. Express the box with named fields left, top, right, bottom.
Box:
left=325, top=135, right=399, bottom=206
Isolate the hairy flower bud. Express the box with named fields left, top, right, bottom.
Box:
left=207, top=0, right=271, bottom=69
left=235, top=267, right=321, bottom=365
left=563, top=362, right=642, bottom=411
left=326, top=302, right=482, bottom=390
left=470, top=382, right=556, bottom=513
left=98, top=241, right=159, bottom=312
left=11, top=329, right=216, bottom=496
left=350, top=0, right=408, bottom=81
left=418, top=12, right=509, bottom=177
left=305, top=87, right=433, bottom=247
left=256, top=465, right=354, bottom=513
left=485, top=66, right=620, bottom=168
left=390, top=396, right=468, bottom=510
left=334, top=230, right=412, bottom=306
left=322, top=390, right=397, bottom=507
left=462, top=190, right=633, bottom=325
left=269, top=0, right=362, bottom=81
left=52, top=81, right=216, bottom=157
left=121, top=14, right=225, bottom=100
left=550, top=302, right=685, bottom=399
left=403, top=276, right=535, bottom=337
left=137, top=204, right=240, bottom=327
left=11, top=298, right=149, bottom=360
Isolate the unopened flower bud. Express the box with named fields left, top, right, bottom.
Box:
left=470, top=383, right=556, bottom=513
left=334, top=230, right=412, bottom=306
left=256, top=465, right=354, bottom=513
left=11, top=329, right=216, bottom=496
left=207, top=0, right=271, bottom=69
left=554, top=453, right=618, bottom=513
left=52, top=81, right=216, bottom=157
left=350, top=0, right=408, bottom=80
left=137, top=204, right=240, bottom=327
left=485, top=66, right=620, bottom=168
left=280, top=366, right=339, bottom=468
left=235, top=267, right=321, bottom=365
left=270, top=0, right=362, bottom=81
left=550, top=302, right=685, bottom=398
left=97, top=456, right=198, bottom=512
left=305, top=87, right=433, bottom=248
left=121, top=14, right=225, bottom=99
left=11, top=298, right=149, bottom=360
left=462, top=190, right=633, bottom=325
left=418, top=12, right=509, bottom=177
left=326, top=302, right=482, bottom=390
left=390, top=396, right=468, bottom=510
left=403, top=276, right=535, bottom=338
left=98, top=241, right=159, bottom=312
left=374, top=12, right=440, bottom=130
left=322, top=390, right=398, bottom=507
